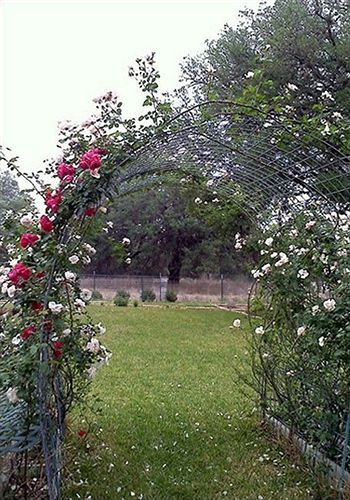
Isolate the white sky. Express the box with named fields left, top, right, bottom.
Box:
left=1, top=0, right=261, bottom=182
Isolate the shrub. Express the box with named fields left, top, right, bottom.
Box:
left=140, top=289, right=156, bottom=302
left=91, top=290, right=103, bottom=301
left=114, top=290, right=130, bottom=307
left=165, top=289, right=177, bottom=302
left=133, top=300, right=139, bottom=307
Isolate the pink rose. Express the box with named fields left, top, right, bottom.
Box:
left=57, top=163, right=75, bottom=180
left=79, top=150, right=102, bottom=174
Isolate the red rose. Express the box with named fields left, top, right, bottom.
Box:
left=45, top=190, right=62, bottom=213
left=85, top=207, right=96, bottom=217
left=57, top=163, right=75, bottom=180
left=40, top=215, right=54, bottom=233
left=53, top=340, right=64, bottom=359
left=31, top=301, right=43, bottom=312
left=79, top=150, right=101, bottom=171
left=21, top=325, right=36, bottom=341
left=8, top=262, right=32, bottom=286
left=35, top=271, right=46, bottom=280
left=78, top=430, right=87, bottom=438
left=20, top=233, right=40, bottom=249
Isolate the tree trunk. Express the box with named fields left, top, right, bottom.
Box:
left=167, top=248, right=183, bottom=283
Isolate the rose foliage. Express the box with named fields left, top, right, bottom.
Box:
left=248, top=204, right=350, bottom=461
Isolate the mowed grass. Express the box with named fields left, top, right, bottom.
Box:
left=64, top=305, right=317, bottom=500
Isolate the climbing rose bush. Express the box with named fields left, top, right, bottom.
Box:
left=249, top=207, right=350, bottom=457
left=0, top=148, right=113, bottom=424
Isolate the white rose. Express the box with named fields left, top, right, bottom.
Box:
left=251, top=269, right=262, bottom=279
left=233, top=319, right=241, bottom=328
left=261, top=263, right=271, bottom=274
left=305, top=220, right=316, bottom=230
left=85, top=338, right=100, bottom=354
left=48, top=301, right=64, bottom=314
left=64, top=271, right=76, bottom=281
left=125, top=258, right=131, bottom=265
left=69, top=255, right=80, bottom=264
left=318, top=336, right=325, bottom=347
left=7, top=285, right=16, bottom=298
left=83, top=243, right=96, bottom=255
left=255, top=326, right=265, bottom=335
left=271, top=252, right=278, bottom=259
left=6, top=387, right=19, bottom=404
left=75, top=298, right=86, bottom=309
left=320, top=254, right=328, bottom=264
left=337, top=249, right=347, bottom=257
left=20, top=213, right=33, bottom=227
left=275, top=252, right=289, bottom=267
left=11, top=335, right=22, bottom=346
left=323, top=298, right=336, bottom=312
left=81, top=289, right=92, bottom=301
left=107, top=221, right=114, bottom=228
left=62, top=328, right=71, bottom=336
left=297, top=269, right=309, bottom=279
left=99, top=207, right=107, bottom=214
left=287, top=83, right=298, bottom=91
left=245, top=71, right=254, bottom=78
left=96, top=323, right=106, bottom=335
left=297, top=326, right=306, bottom=337
left=265, top=237, right=273, bottom=247
left=312, top=305, right=320, bottom=315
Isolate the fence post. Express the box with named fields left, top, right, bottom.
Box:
left=141, top=275, right=144, bottom=295
left=220, top=273, right=224, bottom=302
left=159, top=273, right=162, bottom=301
left=93, top=270, right=96, bottom=292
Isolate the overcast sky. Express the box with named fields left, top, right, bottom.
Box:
left=1, top=0, right=261, bottom=182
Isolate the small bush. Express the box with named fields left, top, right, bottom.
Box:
left=165, top=289, right=177, bottom=302
left=91, top=290, right=103, bottom=301
left=140, top=289, right=156, bottom=302
left=114, top=290, right=130, bottom=307
left=133, top=300, right=139, bottom=307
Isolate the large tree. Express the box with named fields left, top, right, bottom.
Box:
left=181, top=0, right=350, bottom=118
left=85, top=176, right=251, bottom=281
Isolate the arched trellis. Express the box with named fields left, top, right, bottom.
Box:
left=0, top=100, right=349, bottom=499
left=116, top=102, right=349, bottom=222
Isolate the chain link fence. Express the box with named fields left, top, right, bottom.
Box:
left=80, top=273, right=252, bottom=308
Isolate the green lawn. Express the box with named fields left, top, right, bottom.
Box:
left=64, top=305, right=320, bottom=499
